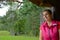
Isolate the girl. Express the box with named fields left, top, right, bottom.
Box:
left=39, top=9, right=60, bottom=40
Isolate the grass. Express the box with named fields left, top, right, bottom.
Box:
left=0, top=31, right=39, bottom=40
left=0, top=36, right=39, bottom=40
left=0, top=31, right=10, bottom=36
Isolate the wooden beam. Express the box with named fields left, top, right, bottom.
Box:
left=29, top=0, right=53, bottom=7
left=29, top=0, right=42, bottom=6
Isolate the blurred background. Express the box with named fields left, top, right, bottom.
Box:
left=0, top=0, right=54, bottom=40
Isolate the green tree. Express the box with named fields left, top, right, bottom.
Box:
left=0, top=0, right=45, bottom=36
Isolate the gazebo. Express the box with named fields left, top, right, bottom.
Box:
left=29, top=0, right=60, bottom=21
left=0, top=0, right=60, bottom=20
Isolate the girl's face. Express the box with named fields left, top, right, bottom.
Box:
left=42, top=11, right=52, bottom=21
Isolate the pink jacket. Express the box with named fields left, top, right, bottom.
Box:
left=40, top=20, right=60, bottom=40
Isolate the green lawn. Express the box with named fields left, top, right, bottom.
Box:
left=0, top=36, right=38, bottom=40
left=0, top=31, right=39, bottom=40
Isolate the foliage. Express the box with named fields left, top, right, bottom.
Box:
left=0, top=0, right=44, bottom=36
